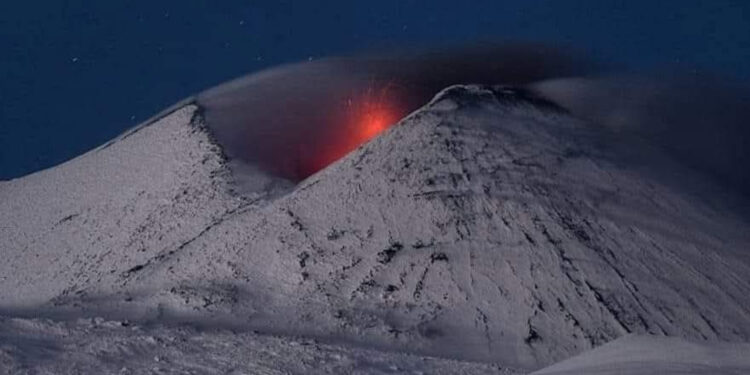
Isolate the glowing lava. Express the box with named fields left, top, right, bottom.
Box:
left=300, top=85, right=404, bottom=177
left=352, top=92, right=398, bottom=145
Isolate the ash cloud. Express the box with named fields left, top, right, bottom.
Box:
left=197, top=43, right=590, bottom=182
left=531, top=74, right=750, bottom=198
left=197, top=43, right=750, bottom=199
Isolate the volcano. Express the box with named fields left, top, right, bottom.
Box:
left=1, top=84, right=749, bottom=374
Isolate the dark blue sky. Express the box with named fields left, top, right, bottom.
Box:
left=1, top=1, right=748, bottom=179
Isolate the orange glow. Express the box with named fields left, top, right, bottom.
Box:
left=354, top=95, right=398, bottom=144
left=300, top=84, right=404, bottom=177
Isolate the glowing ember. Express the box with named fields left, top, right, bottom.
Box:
left=299, top=84, right=404, bottom=177
left=354, top=95, right=398, bottom=144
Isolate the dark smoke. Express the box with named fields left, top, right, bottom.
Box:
left=531, top=74, right=750, bottom=198
left=197, top=43, right=590, bottom=182
left=197, top=43, right=750, bottom=200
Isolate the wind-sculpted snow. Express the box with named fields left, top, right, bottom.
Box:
left=0, top=315, right=517, bottom=374
left=1, top=85, right=749, bottom=372
left=531, top=335, right=750, bottom=375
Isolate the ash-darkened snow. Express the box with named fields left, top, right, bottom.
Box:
left=1, top=83, right=749, bottom=374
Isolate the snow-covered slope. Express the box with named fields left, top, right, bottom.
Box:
left=0, top=315, right=515, bottom=375
left=531, top=335, right=750, bottom=375
left=1, top=85, right=748, bottom=371
left=0, top=106, right=249, bottom=307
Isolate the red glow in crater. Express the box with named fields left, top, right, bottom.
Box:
left=352, top=93, right=398, bottom=145
left=300, top=86, right=404, bottom=177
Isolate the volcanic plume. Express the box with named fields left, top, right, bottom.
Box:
left=197, top=44, right=588, bottom=181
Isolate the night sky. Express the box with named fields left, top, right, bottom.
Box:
left=1, top=1, right=748, bottom=180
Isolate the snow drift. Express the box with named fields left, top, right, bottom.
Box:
left=531, top=335, right=750, bottom=375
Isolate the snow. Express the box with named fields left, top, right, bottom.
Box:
left=531, top=335, right=750, bottom=375
left=0, top=105, right=248, bottom=307
left=0, top=315, right=516, bottom=374
left=1, top=84, right=748, bottom=373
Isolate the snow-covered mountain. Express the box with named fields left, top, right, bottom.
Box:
left=1, top=84, right=748, bottom=373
